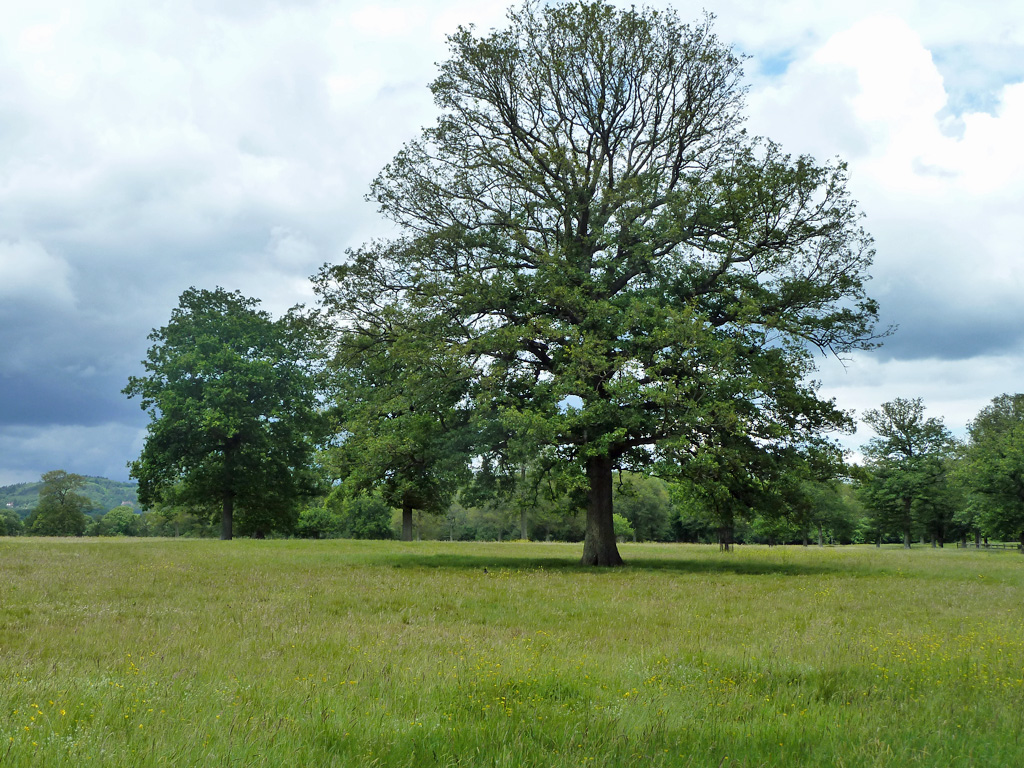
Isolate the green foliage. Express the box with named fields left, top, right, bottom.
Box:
left=316, top=1, right=882, bottom=565
left=0, top=508, right=24, bottom=536
left=0, top=476, right=137, bottom=513
left=858, top=398, right=959, bottom=546
left=295, top=505, right=343, bottom=539
left=959, top=393, right=1024, bottom=546
left=315, top=314, right=475, bottom=542
left=334, top=493, right=395, bottom=540
left=611, top=513, right=634, bottom=541
left=95, top=506, right=142, bottom=537
left=24, top=470, right=93, bottom=536
left=124, top=287, right=327, bottom=539
left=297, top=492, right=396, bottom=540
left=612, top=473, right=676, bottom=542
left=139, top=501, right=216, bottom=538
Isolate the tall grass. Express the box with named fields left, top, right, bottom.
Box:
left=1, top=539, right=1022, bottom=766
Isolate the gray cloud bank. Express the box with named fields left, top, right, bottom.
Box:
left=1, top=0, right=1022, bottom=483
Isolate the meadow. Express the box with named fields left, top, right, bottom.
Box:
left=1, top=539, right=1022, bottom=767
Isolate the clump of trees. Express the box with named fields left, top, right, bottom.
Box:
left=853, top=394, right=1024, bottom=551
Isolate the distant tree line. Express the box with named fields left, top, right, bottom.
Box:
left=12, top=399, right=1023, bottom=552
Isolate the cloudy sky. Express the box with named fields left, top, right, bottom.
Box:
left=1, top=0, right=1022, bottom=485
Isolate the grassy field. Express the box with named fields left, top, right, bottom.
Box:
left=1, top=540, right=1022, bottom=767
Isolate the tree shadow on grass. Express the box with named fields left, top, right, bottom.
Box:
left=373, top=550, right=840, bottom=578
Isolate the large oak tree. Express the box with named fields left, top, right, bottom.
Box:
left=317, top=1, right=882, bottom=565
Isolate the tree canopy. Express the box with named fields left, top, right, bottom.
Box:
left=124, top=287, right=326, bottom=539
left=960, top=393, right=1024, bottom=549
left=25, top=470, right=93, bottom=536
left=859, top=398, right=957, bottom=547
left=316, top=317, right=475, bottom=541
left=315, top=1, right=882, bottom=564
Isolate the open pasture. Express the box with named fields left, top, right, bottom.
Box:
left=1, top=540, right=1022, bottom=767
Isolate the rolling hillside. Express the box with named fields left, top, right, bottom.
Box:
left=0, top=476, right=138, bottom=515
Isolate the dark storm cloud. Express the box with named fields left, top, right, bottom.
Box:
left=872, top=287, right=1024, bottom=362
left=0, top=371, right=139, bottom=428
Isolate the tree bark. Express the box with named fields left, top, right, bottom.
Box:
left=719, top=525, right=734, bottom=552
left=221, top=439, right=236, bottom=540
left=902, top=499, right=912, bottom=549
left=519, top=465, right=529, bottom=541
left=221, top=491, right=233, bottom=540
left=580, top=455, right=623, bottom=566
left=402, top=500, right=414, bottom=542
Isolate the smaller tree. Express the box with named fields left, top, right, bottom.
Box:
left=317, top=311, right=475, bottom=542
left=331, top=492, right=395, bottom=540
left=859, top=398, right=956, bottom=548
left=96, top=507, right=141, bottom=536
left=295, top=505, right=344, bottom=539
left=613, top=473, right=675, bottom=542
left=25, top=470, right=92, bottom=536
left=612, top=513, right=635, bottom=543
left=124, top=288, right=327, bottom=539
left=0, top=509, right=24, bottom=536
left=959, top=394, right=1024, bottom=550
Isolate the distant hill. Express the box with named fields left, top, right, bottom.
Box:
left=0, top=476, right=139, bottom=516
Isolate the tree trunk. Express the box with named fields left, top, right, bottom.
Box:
left=221, top=491, right=233, bottom=540
left=1019, top=528, right=1023, bottom=554
left=402, top=501, right=413, bottom=542
left=718, top=525, right=734, bottom=552
left=902, top=499, right=912, bottom=549
left=975, top=531, right=981, bottom=548
left=817, top=523, right=824, bottom=547
left=580, top=455, right=623, bottom=566
left=519, top=465, right=529, bottom=541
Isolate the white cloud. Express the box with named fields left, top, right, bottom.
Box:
left=0, top=239, right=75, bottom=307
left=746, top=12, right=1024, bottom=364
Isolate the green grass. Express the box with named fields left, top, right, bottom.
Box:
left=1, top=540, right=1022, bottom=766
